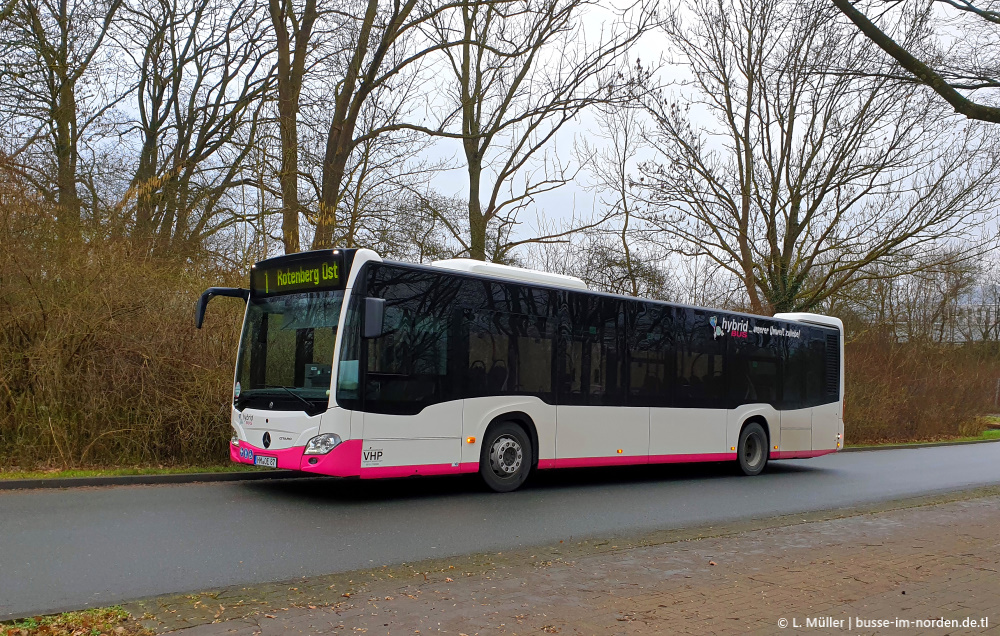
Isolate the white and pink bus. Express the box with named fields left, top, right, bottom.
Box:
left=196, top=248, right=844, bottom=492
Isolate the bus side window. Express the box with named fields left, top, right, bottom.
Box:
left=559, top=296, right=624, bottom=406
left=627, top=301, right=672, bottom=407
left=727, top=318, right=779, bottom=407
left=458, top=279, right=554, bottom=401
left=805, top=330, right=827, bottom=406
left=782, top=333, right=807, bottom=409
left=674, top=309, right=725, bottom=408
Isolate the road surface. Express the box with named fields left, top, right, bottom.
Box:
left=2, top=442, right=999, bottom=619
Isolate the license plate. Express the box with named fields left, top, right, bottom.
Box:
left=254, top=455, right=277, bottom=468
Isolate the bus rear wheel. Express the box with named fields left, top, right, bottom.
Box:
left=737, top=422, right=769, bottom=476
left=480, top=422, right=532, bottom=493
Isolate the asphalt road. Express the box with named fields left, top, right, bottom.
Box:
left=2, top=443, right=1000, bottom=620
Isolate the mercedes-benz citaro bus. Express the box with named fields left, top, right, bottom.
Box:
left=195, top=248, right=844, bottom=492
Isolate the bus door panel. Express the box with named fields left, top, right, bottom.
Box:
left=811, top=401, right=840, bottom=451
left=361, top=400, right=464, bottom=467
left=556, top=296, right=646, bottom=461
left=556, top=405, right=649, bottom=461
left=651, top=408, right=726, bottom=457
left=779, top=408, right=812, bottom=453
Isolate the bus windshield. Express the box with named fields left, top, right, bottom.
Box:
left=234, top=290, right=344, bottom=414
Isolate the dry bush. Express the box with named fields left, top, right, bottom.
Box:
left=845, top=334, right=1000, bottom=444
left=0, top=182, right=245, bottom=470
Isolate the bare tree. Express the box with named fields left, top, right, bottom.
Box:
left=0, top=0, right=123, bottom=235
left=113, top=0, right=272, bottom=253
left=268, top=0, right=320, bottom=253
left=578, top=105, right=657, bottom=296
left=831, top=0, right=1000, bottom=124
left=293, top=61, right=451, bottom=248
left=638, top=0, right=1000, bottom=315
left=426, top=0, right=655, bottom=261
left=0, top=0, right=18, bottom=22
left=310, top=0, right=471, bottom=250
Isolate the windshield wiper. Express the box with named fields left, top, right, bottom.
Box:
left=263, top=385, right=319, bottom=413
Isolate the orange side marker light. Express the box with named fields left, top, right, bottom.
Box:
left=466, top=437, right=476, bottom=444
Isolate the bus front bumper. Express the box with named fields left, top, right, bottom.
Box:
left=230, top=439, right=363, bottom=477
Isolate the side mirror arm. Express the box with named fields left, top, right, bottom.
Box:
left=195, top=287, right=250, bottom=329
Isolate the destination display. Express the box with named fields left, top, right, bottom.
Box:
left=250, top=251, right=344, bottom=296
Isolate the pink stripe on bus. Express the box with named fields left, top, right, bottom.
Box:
left=538, top=452, right=737, bottom=470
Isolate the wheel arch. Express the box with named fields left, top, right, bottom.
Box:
left=741, top=415, right=771, bottom=449
left=483, top=411, right=539, bottom=468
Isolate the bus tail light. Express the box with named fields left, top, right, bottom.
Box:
left=304, top=433, right=343, bottom=455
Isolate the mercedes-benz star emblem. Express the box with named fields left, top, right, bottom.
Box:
left=262, top=432, right=271, bottom=449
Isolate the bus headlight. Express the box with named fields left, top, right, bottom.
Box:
left=231, top=429, right=240, bottom=446
left=304, top=433, right=342, bottom=455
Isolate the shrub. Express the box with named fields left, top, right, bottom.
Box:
left=0, top=193, right=244, bottom=470
left=845, top=334, right=999, bottom=444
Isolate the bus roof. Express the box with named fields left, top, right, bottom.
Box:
left=430, top=258, right=589, bottom=291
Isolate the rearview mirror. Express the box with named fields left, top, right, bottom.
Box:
left=363, top=297, right=385, bottom=338
left=194, top=287, right=250, bottom=328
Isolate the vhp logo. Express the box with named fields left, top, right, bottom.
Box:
left=363, top=449, right=383, bottom=462
left=239, top=447, right=253, bottom=460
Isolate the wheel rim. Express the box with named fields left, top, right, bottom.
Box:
left=743, top=431, right=763, bottom=469
left=489, top=435, right=523, bottom=478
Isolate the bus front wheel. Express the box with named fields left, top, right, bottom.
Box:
left=480, top=422, right=532, bottom=493
left=737, top=422, right=769, bottom=476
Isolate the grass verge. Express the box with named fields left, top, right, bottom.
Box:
left=0, top=463, right=260, bottom=481
left=845, top=427, right=1000, bottom=449
left=0, top=606, right=152, bottom=636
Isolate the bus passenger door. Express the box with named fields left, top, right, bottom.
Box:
left=557, top=296, right=649, bottom=462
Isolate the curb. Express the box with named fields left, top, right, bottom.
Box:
left=2, top=437, right=998, bottom=491
left=0, top=469, right=310, bottom=491
left=842, top=437, right=1000, bottom=452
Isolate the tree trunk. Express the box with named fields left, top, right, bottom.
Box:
left=269, top=0, right=316, bottom=254
left=467, top=155, right=486, bottom=261
left=314, top=121, right=355, bottom=249
left=276, top=80, right=301, bottom=254
left=53, top=74, right=80, bottom=236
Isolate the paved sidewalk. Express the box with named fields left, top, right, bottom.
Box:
left=148, top=494, right=1000, bottom=636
